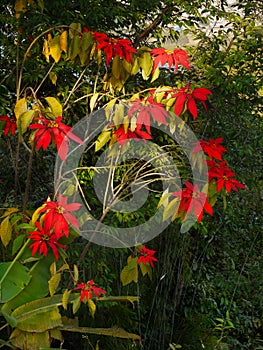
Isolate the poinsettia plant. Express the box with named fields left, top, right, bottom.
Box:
left=0, top=3, right=246, bottom=349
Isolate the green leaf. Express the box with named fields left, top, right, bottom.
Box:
left=112, top=56, right=121, bottom=79
left=0, top=262, right=31, bottom=303
left=59, top=325, right=141, bottom=340
left=72, top=296, right=81, bottom=314
left=0, top=216, right=12, bottom=247
left=62, top=289, right=71, bottom=310
left=120, top=262, right=138, bottom=286
left=12, top=235, right=26, bottom=256
left=18, top=109, right=36, bottom=134
left=49, top=71, right=57, bottom=85
left=138, top=51, right=153, bottom=79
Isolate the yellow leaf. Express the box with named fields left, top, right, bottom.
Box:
left=112, top=56, right=121, bottom=79
left=30, top=203, right=46, bottom=225
left=163, top=197, right=180, bottom=222
left=42, top=38, right=50, bottom=63
left=60, top=30, right=68, bottom=54
left=0, top=217, right=12, bottom=247
left=14, top=98, right=27, bottom=120
left=49, top=71, right=57, bottom=85
left=50, top=261, right=56, bottom=276
left=50, top=36, right=61, bottom=63
left=151, top=66, right=160, bottom=83
left=131, top=58, right=140, bottom=75
left=90, top=92, right=99, bottom=112
left=45, top=97, right=62, bottom=117
left=15, top=0, right=27, bottom=18
left=1, top=207, right=19, bottom=218
left=62, top=289, right=71, bottom=310
left=48, top=273, right=61, bottom=296
left=105, top=98, right=117, bottom=120
left=139, top=51, right=153, bottom=78
left=87, top=298, right=96, bottom=318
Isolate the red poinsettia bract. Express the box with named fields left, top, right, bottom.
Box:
left=0, top=115, right=17, bottom=136
left=207, top=160, right=246, bottom=193
left=74, top=280, right=106, bottom=303
left=150, top=48, right=190, bottom=73
left=29, top=116, right=82, bottom=161
left=92, top=32, right=137, bottom=66
left=193, top=138, right=227, bottom=160
left=28, top=221, right=66, bottom=260
left=173, top=181, right=213, bottom=223
left=173, top=84, right=212, bottom=119
left=136, top=245, right=158, bottom=268
left=128, top=96, right=168, bottom=134
left=113, top=123, right=152, bottom=145
left=40, top=193, right=81, bottom=238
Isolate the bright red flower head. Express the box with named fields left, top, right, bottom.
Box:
left=173, top=84, right=212, bottom=119
left=93, top=32, right=137, bottom=66
left=29, top=116, right=82, bottom=161
left=208, top=162, right=245, bottom=193
left=173, top=181, right=213, bottom=223
left=150, top=48, right=190, bottom=73
left=40, top=193, right=81, bottom=238
left=113, top=123, right=152, bottom=145
left=28, top=221, right=66, bottom=260
left=128, top=96, right=168, bottom=134
left=74, top=280, right=106, bottom=302
left=0, top=115, right=17, bottom=136
left=193, top=138, right=227, bottom=160
left=136, top=245, right=158, bottom=268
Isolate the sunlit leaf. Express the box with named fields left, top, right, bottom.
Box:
left=45, top=97, right=62, bottom=117
left=1, top=207, right=19, bottom=218
left=62, top=289, right=71, bottom=310
left=88, top=298, right=96, bottom=318
left=90, top=92, right=99, bottom=112
left=95, top=130, right=111, bottom=152
left=60, top=30, right=68, bottom=54
left=49, top=36, right=61, bottom=63
left=15, top=0, right=27, bottom=18
left=14, top=98, right=27, bottom=120
left=0, top=216, right=12, bottom=247
left=48, top=273, right=61, bottom=296
left=10, top=329, right=50, bottom=350
left=18, top=109, right=36, bottom=134
left=163, top=197, right=180, bottom=222
left=49, top=72, right=57, bottom=85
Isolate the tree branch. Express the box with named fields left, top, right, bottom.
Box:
left=133, top=4, right=174, bottom=48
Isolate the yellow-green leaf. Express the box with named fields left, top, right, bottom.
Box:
left=0, top=217, right=12, bottom=247
left=69, top=22, right=82, bottom=39
left=48, top=273, right=61, bottom=296
left=120, top=263, right=138, bottom=286
left=151, top=66, right=160, bottom=83
left=50, top=262, right=56, bottom=276
left=49, top=35, right=61, bottom=63
left=112, top=56, right=121, bottom=79
left=62, top=289, right=71, bottom=310
left=45, top=97, right=62, bottom=117
left=163, top=197, right=180, bottom=222
left=60, top=30, right=68, bottom=54
left=95, top=130, right=111, bottom=152
left=105, top=98, right=117, bottom=120
left=49, top=71, right=57, bottom=85
left=139, top=51, right=153, bottom=79
left=72, top=296, right=81, bottom=314
left=73, top=264, right=78, bottom=285
left=30, top=203, right=46, bottom=225
left=43, top=38, right=50, bottom=62
left=18, top=109, right=36, bottom=134
left=87, top=298, right=96, bottom=318
left=14, top=98, right=27, bottom=120
left=10, top=329, right=50, bottom=350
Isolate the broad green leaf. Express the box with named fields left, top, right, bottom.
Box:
left=18, top=109, right=36, bottom=134
left=0, top=262, right=31, bottom=303
left=0, top=216, right=12, bottom=247
left=95, top=130, right=111, bottom=152
left=59, top=325, right=141, bottom=340
left=48, top=273, right=61, bottom=296
left=10, top=329, right=50, bottom=350
left=45, top=97, right=62, bottom=117
left=131, top=57, right=140, bottom=75
left=81, top=32, right=93, bottom=51
left=49, top=71, right=57, bottom=85
left=50, top=329, right=63, bottom=342
left=88, top=298, right=96, bottom=318
left=12, top=304, right=62, bottom=332
left=72, top=296, right=81, bottom=314
left=49, top=35, right=61, bottom=63
left=59, top=30, right=68, bottom=53
left=14, top=98, right=27, bottom=120
left=1, top=207, right=19, bottom=218
left=90, top=92, right=99, bottom=112
left=68, top=35, right=81, bottom=61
